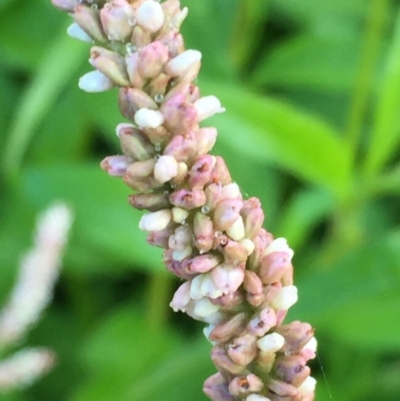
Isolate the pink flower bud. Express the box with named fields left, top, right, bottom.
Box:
left=271, top=285, right=298, bottom=310
left=247, top=307, right=277, bottom=337
left=125, top=52, right=144, bottom=88
left=139, top=209, right=172, bottom=232
left=211, top=263, right=244, bottom=295
left=100, top=155, right=133, bottom=176
left=194, top=96, right=225, bottom=122
left=138, top=41, right=169, bottom=79
left=298, top=377, right=317, bottom=397
left=228, top=374, right=264, bottom=397
left=165, top=49, right=202, bottom=77
left=78, top=70, right=114, bottom=92
left=73, top=5, right=107, bottom=42
left=246, top=395, right=271, bottom=401
left=194, top=127, right=217, bottom=155
left=226, top=216, right=245, bottom=241
left=160, top=93, right=198, bottom=135
left=267, top=379, right=298, bottom=398
left=163, top=249, right=192, bottom=279
left=163, top=134, right=197, bottom=163
left=300, top=337, right=317, bottom=362
left=219, top=239, right=248, bottom=264
left=264, top=238, right=294, bottom=260
left=67, top=23, right=92, bottom=42
left=275, top=321, right=314, bottom=354
left=248, top=229, right=274, bottom=270
left=134, top=108, right=165, bottom=128
left=128, top=192, right=170, bottom=212
left=226, top=333, right=257, bottom=366
left=188, top=155, right=216, bottom=189
left=241, top=199, right=265, bottom=239
left=136, top=1, right=165, bottom=33
left=259, top=252, right=293, bottom=285
left=124, top=159, right=155, bottom=178
left=211, top=156, right=232, bottom=186
left=203, top=373, right=233, bottom=401
left=168, top=225, right=192, bottom=251
left=193, top=298, right=220, bottom=318
left=52, top=0, right=80, bottom=12
left=100, top=0, right=135, bottom=41
left=154, top=155, right=178, bottom=183
left=273, top=355, right=310, bottom=387
left=184, top=254, right=221, bottom=274
left=89, top=46, right=130, bottom=86
left=169, top=189, right=206, bottom=209
left=243, top=271, right=264, bottom=307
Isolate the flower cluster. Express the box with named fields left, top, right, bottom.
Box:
left=0, top=203, right=73, bottom=392
left=51, top=0, right=317, bottom=400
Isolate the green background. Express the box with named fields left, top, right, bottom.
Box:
left=1, top=0, right=400, bottom=400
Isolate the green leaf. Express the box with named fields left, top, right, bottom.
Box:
left=252, top=35, right=361, bottom=93
left=18, top=163, right=164, bottom=273
left=364, top=8, right=400, bottom=175
left=276, top=188, right=335, bottom=249
left=202, top=80, right=352, bottom=198
left=3, top=26, right=87, bottom=181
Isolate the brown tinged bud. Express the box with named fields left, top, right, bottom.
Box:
left=147, top=225, right=175, bottom=248
left=147, top=73, right=170, bottom=99
left=116, top=123, right=154, bottom=160
left=89, top=46, right=130, bottom=86
left=163, top=249, right=192, bottom=279
left=100, top=155, right=132, bottom=176
left=163, top=134, right=197, bottom=163
left=137, top=41, right=169, bottom=79
left=209, top=312, right=247, bottom=342
left=131, top=25, right=151, bottom=48
left=73, top=5, right=107, bottom=42
left=241, top=199, right=265, bottom=239
left=123, top=159, right=161, bottom=191
left=268, top=379, right=298, bottom=399
left=259, top=252, right=293, bottom=285
left=195, top=127, right=218, bottom=156
left=125, top=52, right=144, bottom=88
left=263, top=282, right=283, bottom=305
left=219, top=239, right=248, bottom=264
left=160, top=93, right=198, bottom=135
left=124, top=159, right=155, bottom=178
left=193, top=212, right=214, bottom=253
left=212, top=290, right=244, bottom=310
left=99, top=0, right=135, bottom=41
left=118, top=88, right=158, bottom=121
left=228, top=374, right=264, bottom=397
left=211, top=156, right=232, bottom=185
left=159, top=30, right=185, bottom=58
left=188, top=155, right=216, bottom=190
left=275, top=322, right=314, bottom=355
left=128, top=192, right=170, bottom=211
left=214, top=198, right=243, bottom=231
left=226, top=333, right=258, bottom=366
left=203, top=373, right=234, bottom=401
left=273, top=355, right=310, bottom=387
left=204, top=183, right=221, bottom=212
left=243, top=271, right=263, bottom=305
left=169, top=189, right=206, bottom=209
left=211, top=345, right=246, bottom=375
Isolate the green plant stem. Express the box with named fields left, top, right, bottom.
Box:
left=346, top=0, right=389, bottom=161
left=146, top=272, right=172, bottom=335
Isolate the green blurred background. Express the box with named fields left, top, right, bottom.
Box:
left=1, top=0, right=400, bottom=400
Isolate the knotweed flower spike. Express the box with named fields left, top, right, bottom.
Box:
left=51, top=1, right=317, bottom=400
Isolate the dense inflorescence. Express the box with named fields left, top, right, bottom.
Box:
left=51, top=1, right=317, bottom=400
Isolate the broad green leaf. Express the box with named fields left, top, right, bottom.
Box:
left=3, top=27, right=87, bottom=180
left=18, top=164, right=164, bottom=273
left=252, top=35, right=361, bottom=93
left=276, top=188, right=335, bottom=249
left=364, top=8, right=400, bottom=175
left=202, top=80, right=352, bottom=198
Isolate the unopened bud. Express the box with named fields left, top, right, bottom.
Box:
left=271, top=285, right=298, bottom=310
left=247, top=307, right=277, bottom=337
left=128, top=192, right=170, bottom=212
left=165, top=49, right=202, bottom=77
left=100, top=155, right=132, bottom=176
left=257, top=333, right=285, bottom=353
left=188, top=155, right=216, bottom=189
left=229, top=374, right=264, bottom=397
left=116, top=123, right=154, bottom=160
left=211, top=345, right=246, bottom=375
left=213, top=198, right=243, bottom=231
left=209, top=312, right=247, bottom=342
left=169, top=189, right=206, bottom=209
left=138, top=41, right=169, bottom=79
left=78, top=70, right=114, bottom=92
left=139, top=209, right=172, bottom=232
left=67, top=23, right=92, bottom=42
left=154, top=155, right=178, bottom=183
left=100, top=0, right=135, bottom=41
left=136, top=1, right=165, bottom=33
left=203, top=373, right=233, bottom=401
left=194, top=95, right=225, bottom=122
left=227, top=333, right=257, bottom=366
left=134, top=108, right=165, bottom=129
left=74, top=5, right=107, bottom=42
left=119, top=88, right=158, bottom=121
left=193, top=212, right=214, bottom=253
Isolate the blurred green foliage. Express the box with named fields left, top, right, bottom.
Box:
left=1, top=0, right=400, bottom=400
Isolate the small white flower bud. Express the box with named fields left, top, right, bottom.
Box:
left=264, top=237, right=294, bottom=260
left=78, top=71, right=114, bottom=92
left=226, top=216, right=245, bottom=241
left=193, top=298, right=220, bottom=318
left=154, top=155, right=178, bottom=183
left=194, top=96, right=225, bottom=122
left=200, top=274, right=223, bottom=299
left=165, top=50, right=202, bottom=77
left=271, top=285, right=298, bottom=310
left=239, top=238, right=255, bottom=255
left=246, top=395, right=272, bottom=401
left=220, top=183, right=241, bottom=200
left=172, top=207, right=189, bottom=224
left=298, top=376, right=317, bottom=395
left=134, top=108, right=165, bottom=129
left=136, top=1, right=165, bottom=33
left=139, top=209, right=172, bottom=232
left=303, top=336, right=318, bottom=353
left=67, top=23, right=93, bottom=42
left=256, top=332, right=285, bottom=353
left=190, top=275, right=204, bottom=300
